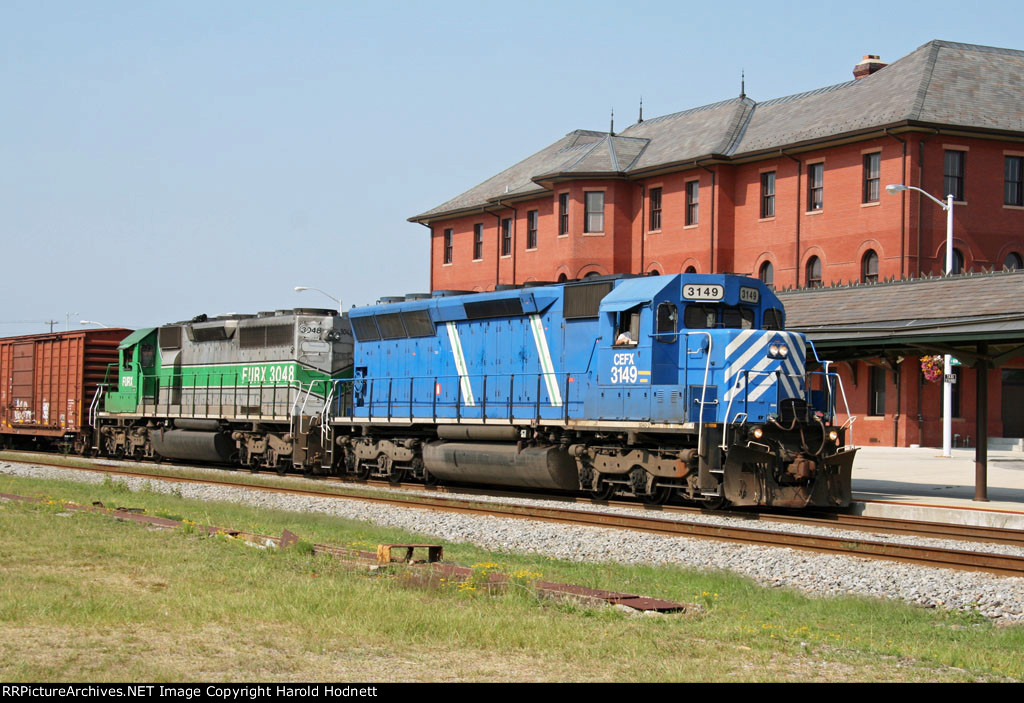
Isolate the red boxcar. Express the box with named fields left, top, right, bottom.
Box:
left=0, top=329, right=131, bottom=452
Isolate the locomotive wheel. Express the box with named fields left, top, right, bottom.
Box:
left=114, top=446, right=126, bottom=460
left=642, top=486, right=672, bottom=506
left=589, top=481, right=615, bottom=501
left=423, top=469, right=439, bottom=487
left=388, top=468, right=408, bottom=485
left=355, top=460, right=372, bottom=481
left=700, top=495, right=727, bottom=510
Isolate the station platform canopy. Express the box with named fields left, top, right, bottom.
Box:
left=778, top=269, right=1024, bottom=367
left=776, top=268, right=1024, bottom=503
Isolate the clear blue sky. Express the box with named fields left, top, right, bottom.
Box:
left=1, top=0, right=1020, bottom=335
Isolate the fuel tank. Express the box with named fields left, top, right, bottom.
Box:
left=150, top=429, right=235, bottom=463
left=422, top=441, right=578, bottom=490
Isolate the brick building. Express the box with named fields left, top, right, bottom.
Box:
left=409, top=41, right=1024, bottom=445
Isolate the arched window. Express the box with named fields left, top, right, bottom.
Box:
left=1004, top=252, right=1022, bottom=270
left=647, top=268, right=661, bottom=276
left=684, top=266, right=697, bottom=274
left=805, top=256, right=822, bottom=288
left=758, top=261, right=774, bottom=288
left=951, top=248, right=964, bottom=274
left=583, top=271, right=601, bottom=279
left=861, top=250, right=879, bottom=283
left=557, top=273, right=568, bottom=283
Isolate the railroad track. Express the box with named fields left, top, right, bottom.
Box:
left=2, top=450, right=1023, bottom=578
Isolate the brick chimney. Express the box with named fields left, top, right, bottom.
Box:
left=853, top=54, right=887, bottom=80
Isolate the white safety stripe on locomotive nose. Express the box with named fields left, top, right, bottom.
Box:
left=724, top=330, right=771, bottom=401
left=529, top=314, right=563, bottom=407
left=724, top=330, right=768, bottom=384
left=445, top=322, right=475, bottom=406
left=747, top=332, right=805, bottom=402
left=725, top=331, right=805, bottom=402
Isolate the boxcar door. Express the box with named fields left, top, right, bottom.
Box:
left=10, top=342, right=35, bottom=425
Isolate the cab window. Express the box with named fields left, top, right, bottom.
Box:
left=722, top=307, right=755, bottom=329
left=763, top=308, right=784, bottom=330
left=614, top=306, right=641, bottom=346
left=140, top=344, right=155, bottom=368
left=656, top=302, right=678, bottom=343
left=684, top=305, right=716, bottom=329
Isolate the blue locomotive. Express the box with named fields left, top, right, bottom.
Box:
left=316, top=273, right=855, bottom=508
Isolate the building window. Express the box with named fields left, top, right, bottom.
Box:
left=443, top=228, right=453, bottom=264
left=861, top=249, right=879, bottom=283
left=806, top=256, right=822, bottom=288
left=1005, top=252, right=1023, bottom=270
left=649, top=187, right=662, bottom=231
left=760, top=172, right=775, bottom=218
left=869, top=365, right=886, bottom=416
left=584, top=191, right=604, bottom=233
left=951, top=247, right=964, bottom=274
left=501, top=218, right=512, bottom=256
left=759, top=261, right=774, bottom=288
left=1005, top=156, right=1024, bottom=206
left=808, top=162, right=823, bottom=211
left=686, top=181, right=699, bottom=225
left=944, top=150, right=965, bottom=201
left=526, top=210, right=538, bottom=250
left=863, top=153, right=880, bottom=203
left=559, top=193, right=569, bottom=235
left=684, top=266, right=697, bottom=274
left=473, top=223, right=483, bottom=261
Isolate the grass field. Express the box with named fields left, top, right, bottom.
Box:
left=0, top=471, right=1021, bottom=682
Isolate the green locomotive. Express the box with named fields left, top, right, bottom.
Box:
left=94, top=308, right=352, bottom=471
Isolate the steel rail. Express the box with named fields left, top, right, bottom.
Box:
left=3, top=454, right=1023, bottom=578
left=2, top=448, right=1021, bottom=547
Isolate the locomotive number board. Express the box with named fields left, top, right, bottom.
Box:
left=682, top=284, right=724, bottom=301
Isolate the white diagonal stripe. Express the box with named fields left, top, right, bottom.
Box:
left=725, top=353, right=777, bottom=401
left=725, top=333, right=773, bottom=382
left=529, top=314, right=562, bottom=407
left=446, top=322, right=475, bottom=407
left=725, top=329, right=758, bottom=358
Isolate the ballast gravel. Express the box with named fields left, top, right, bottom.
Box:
left=3, top=459, right=1023, bottom=623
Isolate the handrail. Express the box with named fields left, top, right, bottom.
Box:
left=88, top=383, right=107, bottom=428
left=689, top=332, right=714, bottom=460
left=326, top=370, right=577, bottom=423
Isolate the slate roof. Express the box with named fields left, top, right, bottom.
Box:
left=412, top=40, right=1024, bottom=222
left=777, top=269, right=1024, bottom=351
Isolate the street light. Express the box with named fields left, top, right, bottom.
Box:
left=79, top=320, right=109, bottom=328
left=294, top=286, right=342, bottom=313
left=885, top=183, right=955, bottom=458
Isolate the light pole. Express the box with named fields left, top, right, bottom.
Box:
left=80, top=320, right=109, bottom=328
left=886, top=183, right=955, bottom=458
left=65, top=311, right=79, bottom=332
left=294, top=286, right=343, bottom=313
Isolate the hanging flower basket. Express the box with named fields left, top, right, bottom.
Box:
left=920, top=355, right=943, bottom=383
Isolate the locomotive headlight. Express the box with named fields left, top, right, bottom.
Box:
left=778, top=345, right=789, bottom=358
left=751, top=427, right=764, bottom=440
left=768, top=343, right=780, bottom=357
left=828, top=430, right=839, bottom=442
